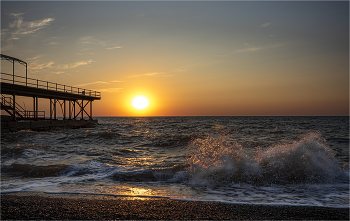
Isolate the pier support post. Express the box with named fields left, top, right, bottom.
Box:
left=50, top=99, right=52, bottom=120
left=64, top=100, right=66, bottom=120
left=33, top=97, right=36, bottom=119
left=69, top=100, right=71, bottom=119
left=26, top=64, right=27, bottom=86
left=54, top=98, right=56, bottom=120
left=81, top=100, right=84, bottom=120
left=90, top=100, right=92, bottom=120
left=36, top=96, right=38, bottom=120
left=13, top=60, right=15, bottom=84
left=12, top=93, right=16, bottom=121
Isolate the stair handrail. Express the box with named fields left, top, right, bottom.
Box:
left=1, top=95, right=25, bottom=118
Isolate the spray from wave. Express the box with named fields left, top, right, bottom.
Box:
left=183, top=132, right=346, bottom=186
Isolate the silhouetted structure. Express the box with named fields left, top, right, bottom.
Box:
left=1, top=54, right=101, bottom=122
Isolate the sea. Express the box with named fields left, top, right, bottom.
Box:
left=1, top=116, right=349, bottom=208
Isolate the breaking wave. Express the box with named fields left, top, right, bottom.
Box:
left=106, top=132, right=347, bottom=187
left=182, top=132, right=347, bottom=186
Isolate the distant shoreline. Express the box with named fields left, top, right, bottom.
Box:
left=1, top=192, right=349, bottom=220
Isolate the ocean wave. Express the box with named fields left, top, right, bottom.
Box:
left=108, top=163, right=189, bottom=182
left=1, top=144, right=50, bottom=159
left=79, top=130, right=122, bottom=139
left=110, top=170, right=158, bottom=182
left=148, top=134, right=200, bottom=148
left=1, top=164, right=92, bottom=178
left=182, top=132, right=347, bottom=186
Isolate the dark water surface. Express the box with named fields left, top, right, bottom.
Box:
left=1, top=117, right=349, bottom=207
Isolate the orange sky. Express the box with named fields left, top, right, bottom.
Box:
left=1, top=1, right=349, bottom=116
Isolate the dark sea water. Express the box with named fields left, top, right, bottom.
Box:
left=1, top=117, right=349, bottom=208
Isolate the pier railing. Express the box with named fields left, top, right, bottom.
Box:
left=1, top=72, right=101, bottom=98
left=1, top=95, right=45, bottom=119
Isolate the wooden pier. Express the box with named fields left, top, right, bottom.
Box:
left=1, top=54, right=101, bottom=131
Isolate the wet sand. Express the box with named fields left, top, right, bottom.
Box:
left=1, top=192, right=349, bottom=220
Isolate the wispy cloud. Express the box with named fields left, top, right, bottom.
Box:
left=78, top=36, right=106, bottom=45
left=7, top=13, right=54, bottom=40
left=78, top=36, right=124, bottom=52
left=75, top=48, right=95, bottom=56
left=29, top=61, right=54, bottom=70
left=46, top=37, right=60, bottom=45
left=58, top=60, right=94, bottom=69
left=28, top=58, right=95, bottom=74
left=75, top=81, right=108, bottom=87
left=28, top=55, right=42, bottom=60
left=236, top=43, right=263, bottom=52
left=144, top=72, right=163, bottom=76
left=47, top=41, right=58, bottom=45
left=75, top=80, right=122, bottom=87
left=236, top=43, right=285, bottom=53
left=96, top=88, right=122, bottom=93
left=129, top=72, right=165, bottom=78
left=106, top=46, right=124, bottom=50
left=260, top=22, right=274, bottom=28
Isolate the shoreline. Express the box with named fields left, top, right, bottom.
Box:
left=1, top=192, right=349, bottom=220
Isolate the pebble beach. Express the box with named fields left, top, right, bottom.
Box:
left=1, top=192, right=349, bottom=220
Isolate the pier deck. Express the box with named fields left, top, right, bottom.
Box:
left=1, top=54, right=101, bottom=123
left=1, top=82, right=100, bottom=101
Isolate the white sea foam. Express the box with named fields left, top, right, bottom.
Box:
left=185, top=132, right=345, bottom=186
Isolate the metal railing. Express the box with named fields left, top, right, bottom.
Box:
left=1, top=95, right=45, bottom=119
left=1, top=72, right=101, bottom=98
left=21, top=110, right=46, bottom=119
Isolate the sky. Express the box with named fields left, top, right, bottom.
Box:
left=1, top=1, right=349, bottom=116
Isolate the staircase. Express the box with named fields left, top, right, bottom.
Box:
left=1, top=95, right=25, bottom=119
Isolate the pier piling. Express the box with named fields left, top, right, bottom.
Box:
left=1, top=54, right=101, bottom=131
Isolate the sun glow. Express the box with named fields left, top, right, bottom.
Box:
left=131, top=95, right=150, bottom=110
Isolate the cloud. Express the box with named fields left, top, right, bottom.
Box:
left=144, top=72, right=163, bottom=76
left=9, top=13, right=24, bottom=28
left=46, top=37, right=60, bottom=45
left=94, top=88, right=122, bottom=93
left=75, top=80, right=122, bottom=87
left=129, top=72, right=165, bottom=78
left=105, top=46, right=124, bottom=50
left=236, top=43, right=285, bottom=53
left=29, top=55, right=42, bottom=60
left=78, top=36, right=123, bottom=52
left=75, top=81, right=109, bottom=87
left=29, top=61, right=54, bottom=70
left=47, top=41, right=58, bottom=45
left=260, top=22, right=274, bottom=28
left=78, top=36, right=106, bottom=45
left=58, top=60, right=94, bottom=69
left=78, top=36, right=96, bottom=44
left=236, top=43, right=263, bottom=52
left=7, top=13, right=54, bottom=40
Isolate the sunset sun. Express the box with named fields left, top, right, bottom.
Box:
left=131, top=95, right=150, bottom=110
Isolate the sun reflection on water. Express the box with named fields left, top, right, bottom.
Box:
left=129, top=187, right=153, bottom=196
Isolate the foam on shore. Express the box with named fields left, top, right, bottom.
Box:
left=1, top=192, right=349, bottom=220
